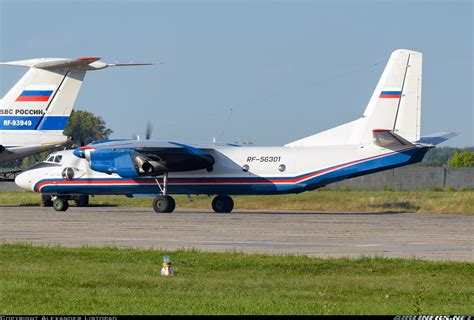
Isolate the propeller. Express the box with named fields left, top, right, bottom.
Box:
left=145, top=122, right=153, bottom=140
left=131, top=122, right=153, bottom=141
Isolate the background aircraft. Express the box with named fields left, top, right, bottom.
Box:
left=15, top=49, right=458, bottom=212
left=0, top=57, right=153, bottom=164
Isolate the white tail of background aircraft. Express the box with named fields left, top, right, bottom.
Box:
left=0, top=57, right=153, bottom=163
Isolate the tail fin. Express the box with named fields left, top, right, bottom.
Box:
left=0, top=58, right=96, bottom=132
left=0, top=58, right=156, bottom=133
left=286, top=49, right=422, bottom=147
left=361, top=49, right=422, bottom=143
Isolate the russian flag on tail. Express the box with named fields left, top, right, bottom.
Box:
left=16, top=90, right=53, bottom=102
left=379, top=90, right=401, bottom=99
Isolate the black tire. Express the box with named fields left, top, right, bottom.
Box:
left=152, top=195, right=176, bottom=213
left=41, top=194, right=53, bottom=207
left=212, top=195, right=234, bottom=213
left=53, top=199, right=69, bottom=212
left=74, top=195, right=89, bottom=207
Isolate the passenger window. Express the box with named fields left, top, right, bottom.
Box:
left=54, top=155, right=62, bottom=163
left=46, top=156, right=54, bottom=162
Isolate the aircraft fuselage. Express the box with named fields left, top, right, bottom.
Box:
left=16, top=144, right=430, bottom=196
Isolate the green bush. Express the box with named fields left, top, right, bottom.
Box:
left=446, top=151, right=474, bottom=168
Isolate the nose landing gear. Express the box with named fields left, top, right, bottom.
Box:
left=45, top=194, right=90, bottom=212
left=53, top=198, right=69, bottom=212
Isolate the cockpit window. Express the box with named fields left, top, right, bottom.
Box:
left=43, top=154, right=61, bottom=164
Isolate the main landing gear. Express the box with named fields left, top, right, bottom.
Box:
left=152, top=194, right=234, bottom=213
left=152, top=195, right=176, bottom=213
left=151, top=173, right=235, bottom=213
left=152, top=172, right=175, bottom=213
left=212, top=195, right=234, bottom=213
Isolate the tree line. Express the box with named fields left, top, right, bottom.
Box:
left=421, top=147, right=474, bottom=168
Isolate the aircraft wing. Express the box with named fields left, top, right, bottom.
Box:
left=73, top=140, right=216, bottom=178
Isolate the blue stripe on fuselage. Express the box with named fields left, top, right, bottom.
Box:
left=37, top=116, right=70, bottom=130
left=0, top=116, right=69, bottom=130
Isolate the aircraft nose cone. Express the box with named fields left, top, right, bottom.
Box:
left=15, top=171, right=33, bottom=191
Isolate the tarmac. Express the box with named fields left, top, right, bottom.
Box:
left=0, top=207, right=472, bottom=261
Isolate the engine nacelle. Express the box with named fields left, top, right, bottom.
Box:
left=87, top=148, right=140, bottom=178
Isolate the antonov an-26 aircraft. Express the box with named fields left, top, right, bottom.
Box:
left=0, top=57, right=151, bottom=164
left=15, top=49, right=457, bottom=212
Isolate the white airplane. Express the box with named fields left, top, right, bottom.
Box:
left=0, top=57, right=152, bottom=164
left=15, top=49, right=458, bottom=212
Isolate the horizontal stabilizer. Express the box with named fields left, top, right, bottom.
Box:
left=416, top=132, right=459, bottom=146
left=372, top=129, right=413, bottom=148
left=0, top=57, right=157, bottom=71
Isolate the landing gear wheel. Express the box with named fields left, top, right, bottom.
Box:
left=41, top=194, right=53, bottom=207
left=74, top=195, right=89, bottom=207
left=212, top=195, right=234, bottom=213
left=153, top=195, right=176, bottom=213
left=53, top=199, right=69, bottom=212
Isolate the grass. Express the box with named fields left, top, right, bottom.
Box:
left=0, top=243, right=472, bottom=315
left=1, top=189, right=473, bottom=214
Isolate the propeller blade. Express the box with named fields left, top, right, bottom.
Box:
left=146, top=122, right=153, bottom=140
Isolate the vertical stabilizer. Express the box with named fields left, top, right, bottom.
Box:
left=0, top=58, right=156, bottom=164
left=361, top=49, right=422, bottom=143
left=0, top=57, right=155, bottom=133
left=0, top=58, right=94, bottom=132
left=393, top=52, right=422, bottom=142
